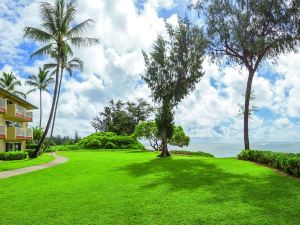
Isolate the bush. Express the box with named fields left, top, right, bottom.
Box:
left=27, top=143, right=38, bottom=150
left=26, top=149, right=43, bottom=158
left=0, top=151, right=28, bottom=161
left=104, top=142, right=115, bottom=149
left=238, top=150, right=300, bottom=177
left=50, top=145, right=81, bottom=151
left=77, top=132, right=145, bottom=150
left=169, top=150, right=215, bottom=158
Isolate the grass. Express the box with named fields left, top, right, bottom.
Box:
left=0, top=150, right=299, bottom=225
left=0, top=153, right=54, bottom=172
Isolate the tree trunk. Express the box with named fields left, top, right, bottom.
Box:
left=33, top=46, right=61, bottom=158
left=49, top=68, right=63, bottom=139
left=43, top=68, right=63, bottom=153
left=160, top=128, right=170, bottom=157
left=39, top=89, right=42, bottom=129
left=244, top=69, right=255, bottom=150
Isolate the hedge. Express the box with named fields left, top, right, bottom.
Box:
left=237, top=150, right=300, bottom=177
left=169, top=150, right=215, bottom=158
left=0, top=151, right=28, bottom=161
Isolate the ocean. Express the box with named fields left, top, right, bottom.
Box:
left=142, top=138, right=300, bottom=158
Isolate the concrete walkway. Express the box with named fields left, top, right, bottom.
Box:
left=0, top=153, right=68, bottom=179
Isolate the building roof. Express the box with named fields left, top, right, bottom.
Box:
left=0, top=87, right=38, bottom=110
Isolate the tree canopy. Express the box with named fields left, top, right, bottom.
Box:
left=91, top=98, right=154, bottom=135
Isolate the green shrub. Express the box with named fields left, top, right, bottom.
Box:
left=169, top=150, right=215, bottom=158
left=238, top=150, right=300, bottom=177
left=104, top=142, right=115, bottom=149
left=27, top=143, right=38, bottom=150
left=77, top=132, right=145, bottom=150
left=26, top=149, right=43, bottom=158
left=0, top=151, right=28, bottom=161
left=50, top=145, right=81, bottom=151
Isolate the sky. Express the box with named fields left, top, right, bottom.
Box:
left=0, top=0, right=300, bottom=142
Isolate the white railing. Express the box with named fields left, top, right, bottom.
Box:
left=26, top=111, right=33, bottom=119
left=16, top=104, right=33, bottom=120
left=0, top=98, right=7, bottom=110
left=26, top=129, right=33, bottom=138
left=16, top=127, right=26, bottom=137
left=0, top=125, right=6, bottom=136
left=16, top=104, right=26, bottom=117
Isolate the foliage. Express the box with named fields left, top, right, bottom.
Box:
left=169, top=150, right=214, bottom=158
left=142, top=17, right=206, bottom=156
left=190, top=0, right=300, bottom=150
left=76, top=132, right=145, bottom=150
left=105, top=142, right=116, bottom=149
left=238, top=150, right=300, bottom=177
left=133, top=121, right=190, bottom=151
left=91, top=98, right=154, bottom=135
left=32, top=127, right=44, bottom=143
left=168, top=126, right=190, bottom=148
left=0, top=72, right=26, bottom=98
left=0, top=151, right=28, bottom=161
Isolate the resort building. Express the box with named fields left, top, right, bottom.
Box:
left=0, top=87, right=37, bottom=152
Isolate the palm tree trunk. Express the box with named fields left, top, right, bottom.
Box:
left=244, top=69, right=255, bottom=150
left=48, top=68, right=63, bottom=142
left=39, top=89, right=42, bottom=128
left=33, top=46, right=61, bottom=158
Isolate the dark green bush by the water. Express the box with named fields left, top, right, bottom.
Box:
left=170, top=150, right=214, bottom=158
left=238, top=150, right=300, bottom=177
left=53, top=132, right=145, bottom=151
left=0, top=151, right=28, bottom=161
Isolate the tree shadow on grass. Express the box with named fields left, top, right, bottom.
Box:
left=117, top=156, right=300, bottom=213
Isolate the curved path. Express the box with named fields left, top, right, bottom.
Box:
left=0, top=153, right=68, bottom=179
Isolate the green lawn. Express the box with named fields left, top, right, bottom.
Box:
left=0, top=150, right=299, bottom=225
left=0, top=153, right=54, bottom=172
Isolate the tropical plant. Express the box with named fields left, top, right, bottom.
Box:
left=0, top=72, right=26, bottom=98
left=190, top=0, right=300, bottom=150
left=133, top=121, right=190, bottom=151
left=24, top=0, right=99, bottom=157
left=26, top=67, right=54, bottom=128
left=32, top=126, right=44, bottom=143
left=142, top=18, right=206, bottom=157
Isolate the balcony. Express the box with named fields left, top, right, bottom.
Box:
left=0, top=125, right=6, bottom=139
left=0, top=98, right=7, bottom=113
left=4, top=103, right=33, bottom=122
left=6, top=127, right=33, bottom=140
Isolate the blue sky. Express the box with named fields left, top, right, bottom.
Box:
left=1, top=0, right=300, bottom=142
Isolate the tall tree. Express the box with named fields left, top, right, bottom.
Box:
left=0, top=72, right=26, bottom=98
left=26, top=67, right=54, bottom=128
left=45, top=46, right=83, bottom=143
left=190, top=0, right=300, bottom=150
left=91, top=98, right=153, bottom=135
left=142, top=18, right=207, bottom=157
left=24, top=0, right=99, bottom=157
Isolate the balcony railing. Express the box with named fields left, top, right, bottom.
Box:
left=15, top=104, right=33, bottom=122
left=0, top=98, right=7, bottom=113
left=0, top=125, right=6, bottom=138
left=26, top=129, right=33, bottom=139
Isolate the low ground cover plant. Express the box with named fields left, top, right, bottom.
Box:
left=0, top=151, right=28, bottom=161
left=169, top=150, right=214, bottom=158
left=238, top=150, right=300, bottom=177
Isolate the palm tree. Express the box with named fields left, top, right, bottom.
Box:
left=44, top=47, right=83, bottom=148
left=26, top=67, right=54, bottom=128
left=0, top=72, right=26, bottom=98
left=24, top=0, right=99, bottom=157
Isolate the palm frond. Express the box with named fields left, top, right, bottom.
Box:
left=24, top=27, right=54, bottom=42
left=66, top=19, right=95, bottom=38
left=31, top=43, right=54, bottom=58
left=69, top=37, right=100, bottom=47
left=26, top=88, right=38, bottom=95
left=60, top=1, right=77, bottom=33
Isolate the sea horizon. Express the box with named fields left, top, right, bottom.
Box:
left=142, top=138, right=300, bottom=158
